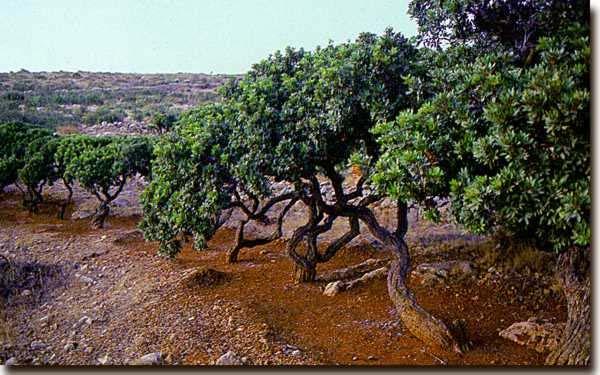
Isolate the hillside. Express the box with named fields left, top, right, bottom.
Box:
left=0, top=70, right=234, bottom=131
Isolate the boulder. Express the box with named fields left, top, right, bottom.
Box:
left=499, top=317, right=565, bottom=353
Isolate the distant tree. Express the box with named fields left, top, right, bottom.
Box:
left=18, top=135, right=60, bottom=212
left=58, top=135, right=154, bottom=227
left=0, top=123, right=54, bottom=195
left=149, top=112, right=178, bottom=135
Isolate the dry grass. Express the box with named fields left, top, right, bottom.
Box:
left=475, top=233, right=556, bottom=275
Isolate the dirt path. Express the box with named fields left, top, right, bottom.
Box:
left=0, top=190, right=565, bottom=366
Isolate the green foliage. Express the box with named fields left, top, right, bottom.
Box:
left=19, top=135, right=61, bottom=208
left=223, top=29, right=418, bottom=193
left=58, top=135, right=154, bottom=201
left=149, top=112, right=178, bottom=134
left=140, top=29, right=420, bottom=256
left=409, top=0, right=587, bottom=58
left=374, top=24, right=590, bottom=252
left=140, top=104, right=234, bottom=256
left=0, top=123, right=54, bottom=190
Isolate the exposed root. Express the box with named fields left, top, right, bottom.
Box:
left=317, top=258, right=390, bottom=282
left=323, top=266, right=388, bottom=296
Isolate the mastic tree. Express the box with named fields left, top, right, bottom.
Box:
left=409, top=0, right=586, bottom=61
left=0, top=123, right=54, bottom=196
left=141, top=30, right=468, bottom=353
left=18, top=135, right=61, bottom=212
left=374, top=5, right=590, bottom=365
left=149, top=112, right=178, bottom=135
left=58, top=135, right=154, bottom=228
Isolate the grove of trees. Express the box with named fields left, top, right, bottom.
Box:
left=140, top=0, right=589, bottom=365
left=0, top=123, right=154, bottom=227
left=0, top=0, right=589, bottom=366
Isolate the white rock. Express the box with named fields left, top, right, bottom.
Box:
left=215, top=351, right=244, bottom=365
left=30, top=340, right=46, bottom=350
left=323, top=281, right=343, bottom=297
left=73, top=315, right=93, bottom=329
left=79, top=275, right=95, bottom=285
left=133, top=352, right=163, bottom=365
left=5, top=357, right=18, bottom=366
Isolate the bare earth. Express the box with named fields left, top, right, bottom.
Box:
left=0, top=180, right=565, bottom=366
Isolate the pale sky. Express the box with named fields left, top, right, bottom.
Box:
left=0, top=0, right=417, bottom=74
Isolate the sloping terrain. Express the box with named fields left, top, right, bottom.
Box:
left=0, top=182, right=565, bottom=366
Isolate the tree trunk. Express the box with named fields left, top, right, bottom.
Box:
left=293, top=262, right=316, bottom=283
left=59, top=181, right=73, bottom=220
left=545, top=247, right=590, bottom=366
left=386, top=238, right=463, bottom=353
left=91, top=203, right=110, bottom=229
left=227, top=246, right=241, bottom=264
left=358, top=204, right=463, bottom=353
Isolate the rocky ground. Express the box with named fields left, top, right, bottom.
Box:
left=0, top=177, right=567, bottom=366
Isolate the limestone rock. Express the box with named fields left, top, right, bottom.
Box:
left=215, top=350, right=244, bottom=365
left=499, top=317, right=565, bottom=353
left=132, top=352, right=163, bottom=365
left=5, top=357, right=18, bottom=366
left=412, top=260, right=475, bottom=284
left=323, top=281, right=343, bottom=296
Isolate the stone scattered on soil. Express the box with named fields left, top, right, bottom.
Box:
left=323, top=267, right=388, bottom=296
left=132, top=352, right=163, bottom=365
left=412, top=260, right=475, bottom=286
left=499, top=317, right=565, bottom=353
left=317, top=258, right=389, bottom=282
left=97, top=354, right=109, bottom=365
left=113, top=229, right=145, bottom=245
left=5, top=357, right=18, bottom=366
left=323, top=281, right=343, bottom=296
left=215, top=350, right=244, bottom=365
left=30, top=341, right=46, bottom=350
left=183, top=266, right=228, bottom=287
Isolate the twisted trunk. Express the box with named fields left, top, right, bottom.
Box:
left=545, top=247, right=590, bottom=366
left=227, top=192, right=298, bottom=263
left=91, top=202, right=110, bottom=229
left=358, top=202, right=462, bottom=353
